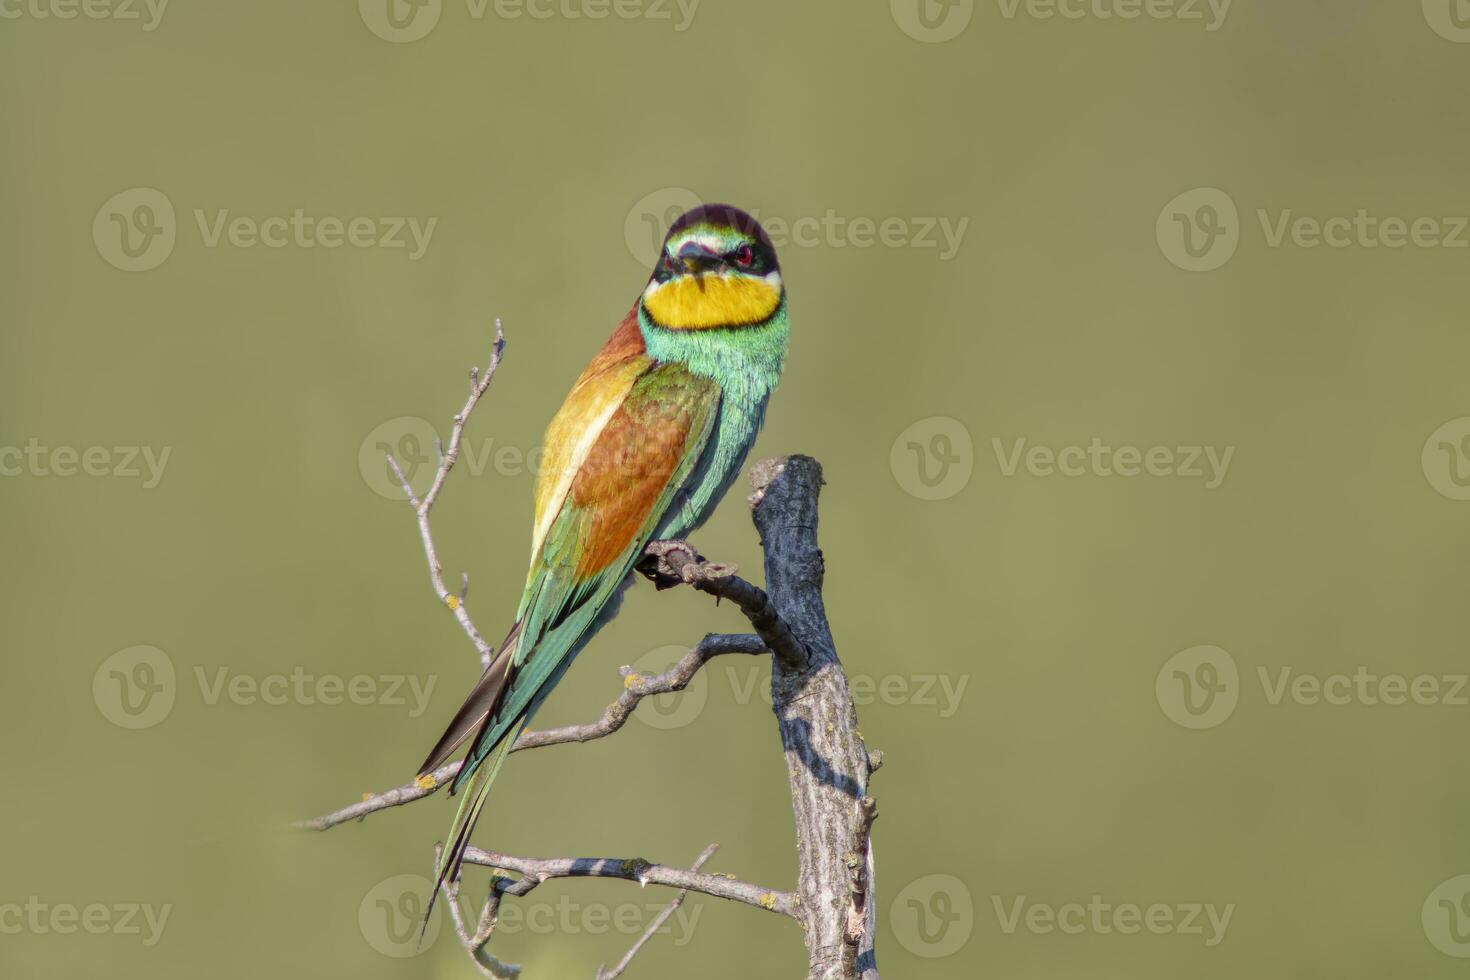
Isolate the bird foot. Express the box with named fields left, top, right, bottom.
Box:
left=638, top=539, right=738, bottom=590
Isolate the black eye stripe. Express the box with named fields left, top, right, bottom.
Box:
left=651, top=240, right=776, bottom=280
left=726, top=242, right=771, bottom=273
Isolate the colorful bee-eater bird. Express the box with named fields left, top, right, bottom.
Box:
left=418, top=204, right=789, bottom=914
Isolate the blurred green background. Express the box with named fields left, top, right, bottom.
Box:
left=4, top=0, right=1470, bottom=977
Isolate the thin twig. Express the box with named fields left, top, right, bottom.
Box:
left=295, top=632, right=767, bottom=831
left=515, top=631, right=767, bottom=749
left=461, top=847, right=798, bottom=919
left=294, top=760, right=462, bottom=831
left=595, top=844, right=718, bottom=980
left=438, top=843, right=523, bottom=979
left=642, top=540, right=809, bottom=671
left=387, top=319, right=506, bottom=669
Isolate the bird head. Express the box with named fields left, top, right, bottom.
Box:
left=640, top=204, right=784, bottom=331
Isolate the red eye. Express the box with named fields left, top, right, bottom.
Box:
left=733, top=245, right=755, bottom=268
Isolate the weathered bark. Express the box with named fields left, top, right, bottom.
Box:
left=749, top=456, right=880, bottom=980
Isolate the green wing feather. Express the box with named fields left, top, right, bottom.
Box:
left=424, top=361, right=722, bottom=914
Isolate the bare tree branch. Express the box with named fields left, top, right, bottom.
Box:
left=439, top=843, right=523, bottom=979
left=438, top=841, right=786, bottom=977
left=514, top=632, right=767, bottom=748
left=641, top=540, right=809, bottom=671
left=386, top=318, right=505, bottom=669
left=748, top=455, right=881, bottom=980
left=595, top=844, right=718, bottom=980
left=460, top=847, right=798, bottom=919
left=295, top=632, right=767, bottom=832
left=294, top=759, right=463, bottom=831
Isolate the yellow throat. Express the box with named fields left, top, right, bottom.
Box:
left=642, top=273, right=782, bottom=330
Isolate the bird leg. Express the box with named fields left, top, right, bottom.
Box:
left=638, top=539, right=738, bottom=591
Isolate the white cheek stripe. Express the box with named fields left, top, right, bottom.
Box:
left=667, top=231, right=728, bottom=254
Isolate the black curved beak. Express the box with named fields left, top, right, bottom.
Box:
left=675, top=241, right=724, bottom=276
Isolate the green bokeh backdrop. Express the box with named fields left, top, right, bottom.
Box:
left=3, top=1, right=1469, bottom=977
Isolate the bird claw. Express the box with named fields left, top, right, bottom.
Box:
left=637, top=539, right=702, bottom=590
left=638, top=539, right=738, bottom=590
